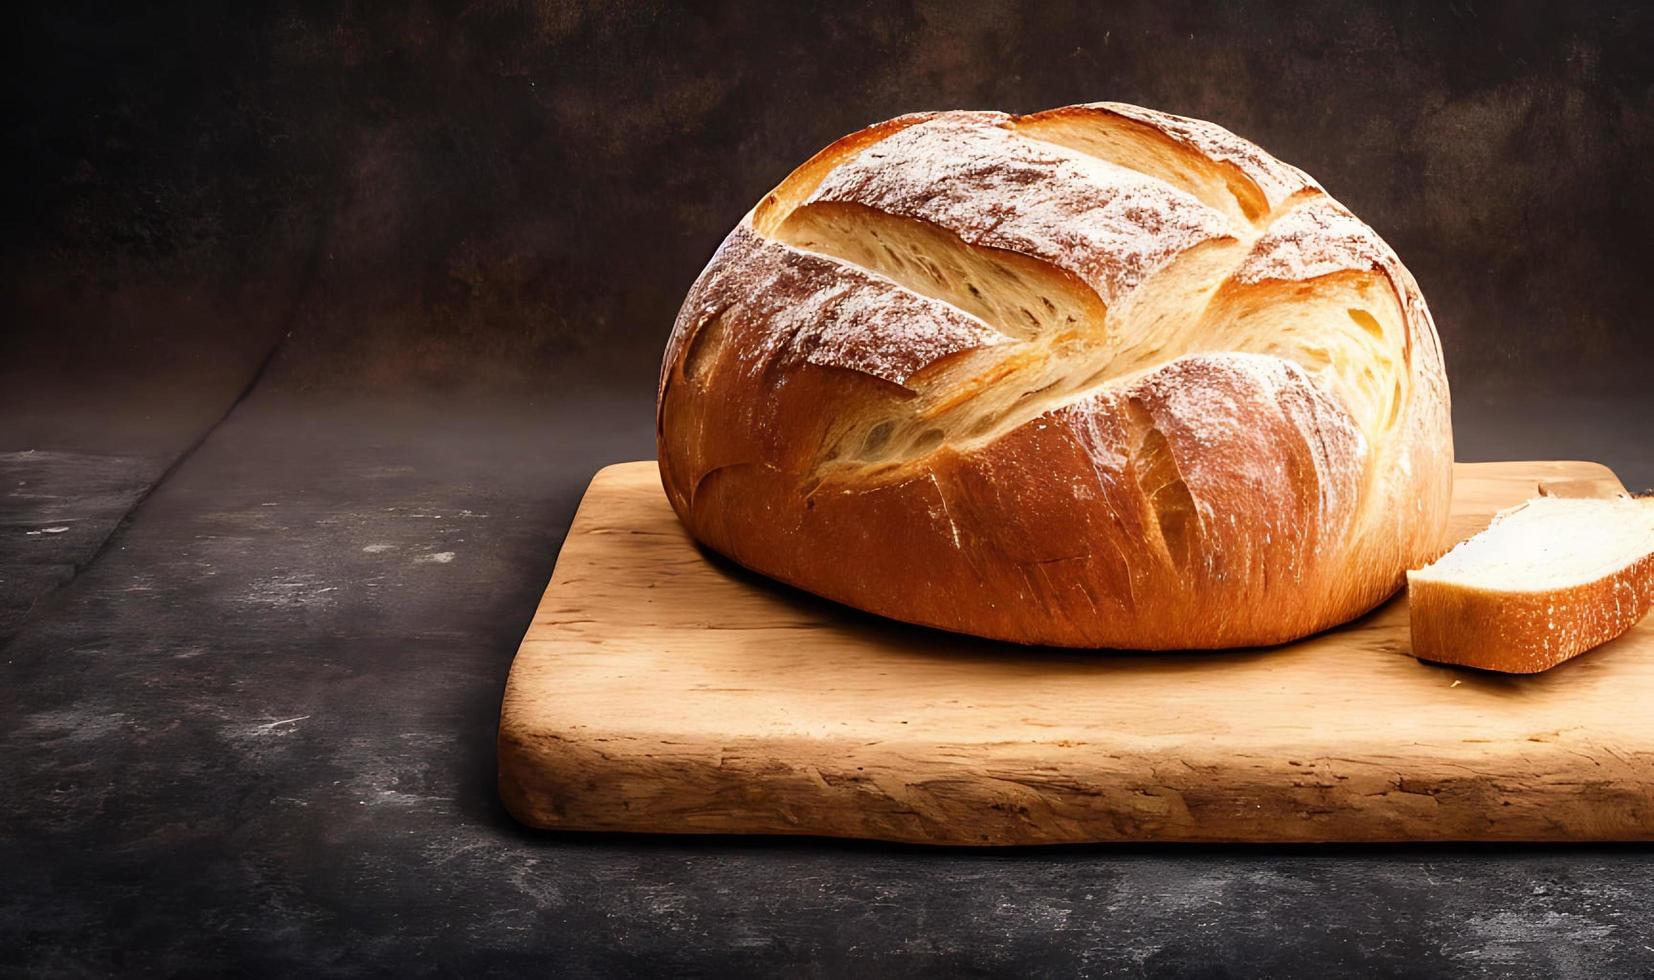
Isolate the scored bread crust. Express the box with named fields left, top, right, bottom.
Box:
left=657, top=103, right=1454, bottom=649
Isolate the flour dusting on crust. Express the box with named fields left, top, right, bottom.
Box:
left=673, top=226, right=1009, bottom=388
left=807, top=114, right=1234, bottom=306
left=1129, top=352, right=1364, bottom=523
left=1235, top=197, right=1393, bottom=285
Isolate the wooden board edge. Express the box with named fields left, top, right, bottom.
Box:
left=496, top=459, right=1654, bottom=845
left=498, top=723, right=1654, bottom=845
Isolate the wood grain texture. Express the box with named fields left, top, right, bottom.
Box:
left=498, top=460, right=1654, bottom=844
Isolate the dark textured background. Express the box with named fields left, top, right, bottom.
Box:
left=3, top=2, right=1652, bottom=976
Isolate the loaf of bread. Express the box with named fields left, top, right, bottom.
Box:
left=1409, top=495, right=1654, bottom=672
left=657, top=103, right=1453, bottom=648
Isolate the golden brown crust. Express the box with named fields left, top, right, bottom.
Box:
left=658, top=103, right=1455, bottom=649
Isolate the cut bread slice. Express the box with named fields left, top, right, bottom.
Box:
left=1407, top=495, right=1654, bottom=673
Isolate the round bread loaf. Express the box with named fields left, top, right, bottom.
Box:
left=657, top=103, right=1453, bottom=649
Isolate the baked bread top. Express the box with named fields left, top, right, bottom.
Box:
left=657, top=103, right=1453, bottom=648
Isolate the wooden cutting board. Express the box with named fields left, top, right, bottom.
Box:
left=498, top=460, right=1654, bottom=844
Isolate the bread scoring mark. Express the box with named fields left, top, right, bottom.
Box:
left=681, top=307, right=728, bottom=385
left=1012, top=107, right=1272, bottom=231
left=804, top=114, right=1235, bottom=307
left=776, top=200, right=1103, bottom=342
left=1193, top=275, right=1404, bottom=445
left=1077, top=102, right=1323, bottom=214
left=1212, top=196, right=1418, bottom=444
left=1126, top=398, right=1202, bottom=571
left=677, top=226, right=1010, bottom=389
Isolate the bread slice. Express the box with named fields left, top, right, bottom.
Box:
left=1407, top=495, right=1654, bottom=672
